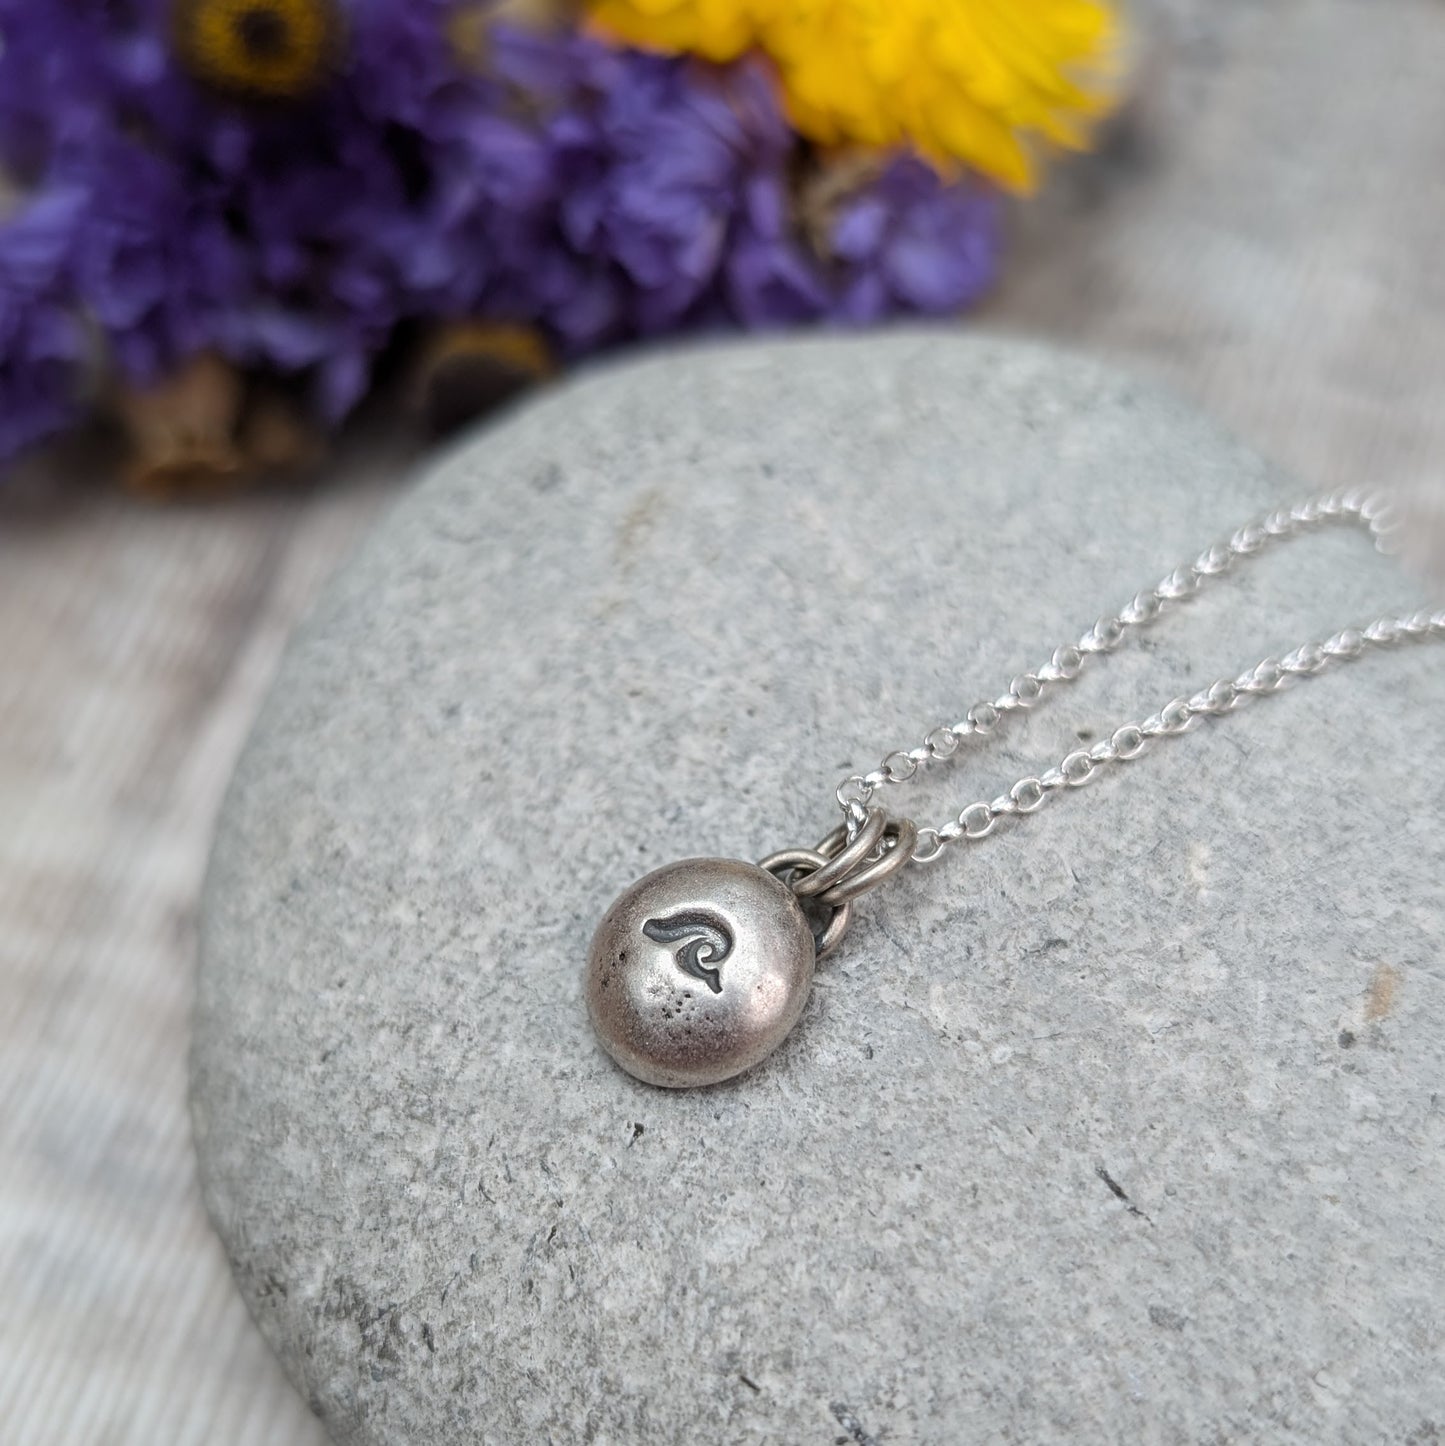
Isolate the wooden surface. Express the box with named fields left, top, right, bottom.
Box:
left=1, top=457, right=399, bottom=1446
left=0, top=3, right=1440, bottom=1442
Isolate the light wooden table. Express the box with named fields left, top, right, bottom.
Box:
left=2, top=3, right=1440, bottom=1442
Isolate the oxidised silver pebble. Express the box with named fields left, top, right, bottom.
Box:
left=587, top=858, right=816, bottom=1088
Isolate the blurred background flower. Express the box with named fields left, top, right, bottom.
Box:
left=0, top=0, right=1121, bottom=490
left=585, top=0, right=1121, bottom=190
left=0, top=186, right=89, bottom=464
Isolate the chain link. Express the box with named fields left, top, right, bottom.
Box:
left=833, top=489, right=1443, bottom=865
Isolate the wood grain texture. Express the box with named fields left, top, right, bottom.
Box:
left=0, top=1, right=1440, bottom=1441
left=1, top=455, right=404, bottom=1446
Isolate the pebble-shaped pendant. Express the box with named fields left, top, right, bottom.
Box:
left=587, top=858, right=816, bottom=1088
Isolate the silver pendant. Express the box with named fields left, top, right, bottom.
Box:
left=587, top=858, right=819, bottom=1088
left=587, top=814, right=917, bottom=1087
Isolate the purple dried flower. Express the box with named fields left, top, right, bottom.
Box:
left=0, top=4, right=1003, bottom=466
left=479, top=33, right=997, bottom=343
left=68, top=139, right=251, bottom=384
left=829, top=155, right=1001, bottom=321
left=528, top=39, right=784, bottom=344
left=0, top=188, right=88, bottom=465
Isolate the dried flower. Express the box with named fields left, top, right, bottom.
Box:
left=0, top=7, right=1002, bottom=473
left=824, top=155, right=1000, bottom=320
left=0, top=188, right=88, bottom=465
left=172, top=0, right=343, bottom=98
left=114, top=351, right=248, bottom=497
left=486, top=31, right=1000, bottom=341
left=586, top=0, right=1122, bottom=191
left=409, top=320, right=555, bottom=436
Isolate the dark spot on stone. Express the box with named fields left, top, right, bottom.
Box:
left=1097, top=1165, right=1129, bottom=1201
left=1148, top=1304, right=1187, bottom=1331
left=831, top=1403, right=882, bottom=1446
left=1338, top=1029, right=1357, bottom=1048
left=1095, top=1164, right=1152, bottom=1223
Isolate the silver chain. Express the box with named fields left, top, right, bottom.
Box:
left=833, top=489, right=1444, bottom=869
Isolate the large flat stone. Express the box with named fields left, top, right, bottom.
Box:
left=192, top=333, right=1445, bottom=1445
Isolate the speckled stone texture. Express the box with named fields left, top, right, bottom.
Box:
left=192, top=334, right=1445, bottom=1446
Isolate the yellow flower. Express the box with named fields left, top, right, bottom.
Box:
left=585, top=0, right=1123, bottom=192
left=587, top=0, right=773, bottom=60
left=173, top=0, right=341, bottom=99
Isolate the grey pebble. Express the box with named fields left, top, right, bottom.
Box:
left=193, top=332, right=1445, bottom=1445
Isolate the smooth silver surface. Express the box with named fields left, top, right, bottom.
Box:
left=587, top=858, right=816, bottom=1088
